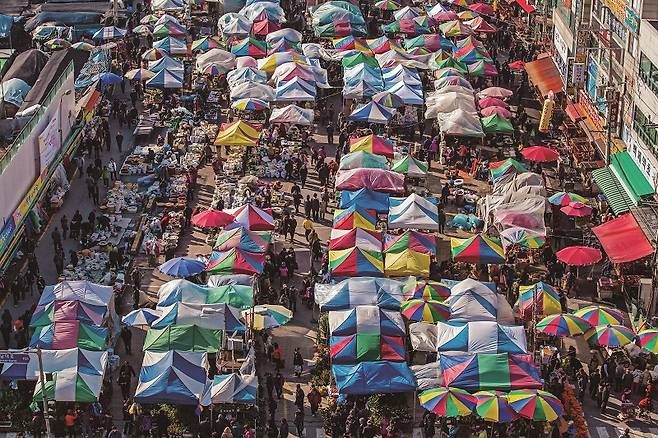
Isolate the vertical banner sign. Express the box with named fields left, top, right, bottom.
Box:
left=606, top=90, right=620, bottom=132
left=0, top=217, right=15, bottom=256
left=38, top=107, right=61, bottom=173
left=572, top=63, right=586, bottom=86
left=539, top=94, right=555, bottom=133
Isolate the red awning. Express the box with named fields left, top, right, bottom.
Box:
left=525, top=56, right=564, bottom=97
left=592, top=214, right=655, bottom=263
left=516, top=0, right=536, bottom=13
left=566, top=103, right=585, bottom=123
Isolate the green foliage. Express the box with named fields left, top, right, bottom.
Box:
left=317, top=312, right=329, bottom=346
left=311, top=344, right=331, bottom=389
left=0, top=382, right=34, bottom=431
left=368, top=393, right=411, bottom=429
left=149, top=404, right=189, bottom=437
left=319, top=396, right=351, bottom=438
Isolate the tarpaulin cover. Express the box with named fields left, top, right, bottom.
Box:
left=329, top=305, right=405, bottom=336
left=143, top=325, right=222, bottom=352
left=524, top=56, right=563, bottom=97
left=332, top=361, right=416, bottom=394
left=336, top=168, right=405, bottom=194
left=592, top=213, right=654, bottom=263
left=388, top=194, right=439, bottom=230
left=39, top=280, right=113, bottom=307
left=314, top=277, right=405, bottom=310
left=385, top=250, right=430, bottom=277
left=434, top=321, right=527, bottom=353
left=330, top=334, right=405, bottom=363
left=203, top=373, right=257, bottom=404
left=25, top=12, right=102, bottom=33
left=445, top=278, right=498, bottom=322
left=30, top=321, right=108, bottom=351
left=0, top=348, right=107, bottom=381
left=152, top=302, right=244, bottom=331
left=439, top=353, right=543, bottom=391
left=135, top=351, right=208, bottom=405
left=437, top=109, right=484, bottom=137
left=339, top=188, right=390, bottom=213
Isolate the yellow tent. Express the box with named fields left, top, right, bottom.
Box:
left=214, top=120, right=261, bottom=146
left=385, top=249, right=430, bottom=277
left=259, top=53, right=309, bottom=74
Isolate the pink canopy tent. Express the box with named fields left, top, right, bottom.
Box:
left=335, top=168, right=406, bottom=194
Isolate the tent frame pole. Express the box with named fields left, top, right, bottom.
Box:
left=37, top=348, right=53, bottom=438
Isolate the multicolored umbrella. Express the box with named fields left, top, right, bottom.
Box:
left=122, top=308, right=161, bottom=329
left=468, top=60, right=498, bottom=77
left=391, top=155, right=428, bottom=177
left=508, top=60, right=525, bottom=70
left=159, top=257, right=206, bottom=277
left=500, top=229, right=545, bottom=249
left=419, top=387, right=477, bottom=417
left=375, top=0, right=400, bottom=10
left=556, top=246, right=602, bottom=266
left=93, top=26, right=127, bottom=40
left=206, top=248, right=265, bottom=275
left=350, top=134, right=395, bottom=157
left=242, top=305, right=292, bottom=330
left=636, top=329, right=658, bottom=354
left=518, top=282, right=561, bottom=320
left=449, top=0, right=471, bottom=6
left=433, top=11, right=459, bottom=21
left=71, top=42, right=95, bottom=51
left=152, top=22, right=187, bottom=39
left=458, top=10, right=479, bottom=20
left=432, top=57, right=468, bottom=74
left=329, top=247, right=384, bottom=277
left=45, top=38, right=71, bottom=50
left=585, top=324, right=635, bottom=348
left=372, top=91, right=405, bottom=108
left=489, top=158, right=527, bottom=181
left=536, top=314, right=592, bottom=337
left=506, top=389, right=563, bottom=422
left=191, top=209, right=235, bottom=228
left=573, top=305, right=625, bottom=326
left=479, top=97, right=509, bottom=109
left=403, top=279, right=451, bottom=300
left=125, top=68, right=156, bottom=81
left=192, top=36, right=223, bottom=52
left=439, top=20, right=472, bottom=37
left=231, top=98, right=270, bottom=112
left=466, top=17, right=497, bottom=33
left=451, top=234, right=505, bottom=264
left=547, top=192, right=589, bottom=206
left=133, top=24, right=152, bottom=36
left=142, top=48, right=166, bottom=60
left=474, top=391, right=519, bottom=423
left=521, top=146, right=560, bottom=162
left=560, top=202, right=592, bottom=217
left=400, top=299, right=450, bottom=322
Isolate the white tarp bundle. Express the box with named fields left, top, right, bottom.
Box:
left=437, top=108, right=484, bottom=137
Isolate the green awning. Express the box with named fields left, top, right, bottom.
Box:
left=592, top=167, right=634, bottom=215
left=610, top=152, right=655, bottom=199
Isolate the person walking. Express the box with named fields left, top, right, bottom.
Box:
left=278, top=419, right=289, bottom=438
left=0, top=309, right=11, bottom=348
left=272, top=343, right=283, bottom=371
left=118, top=361, right=136, bottom=400
left=310, top=194, right=320, bottom=222
left=102, top=165, right=111, bottom=188
left=326, top=122, right=334, bottom=145
left=302, top=216, right=314, bottom=241
left=108, top=158, right=118, bottom=181
left=274, top=372, right=284, bottom=399
left=116, top=132, right=124, bottom=152
left=307, top=386, right=322, bottom=416
left=51, top=227, right=62, bottom=251
left=598, top=381, right=610, bottom=414
left=120, top=326, right=133, bottom=355
left=294, top=384, right=305, bottom=411
left=293, top=348, right=303, bottom=377
left=293, top=410, right=305, bottom=437
left=54, top=252, right=64, bottom=277
left=60, top=215, right=69, bottom=240
left=438, top=209, right=446, bottom=234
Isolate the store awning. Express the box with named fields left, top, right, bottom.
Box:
left=591, top=166, right=634, bottom=215
left=592, top=214, right=654, bottom=263
left=610, top=152, right=654, bottom=199
left=565, top=103, right=584, bottom=123
left=515, top=0, right=537, bottom=13
left=525, top=56, right=563, bottom=97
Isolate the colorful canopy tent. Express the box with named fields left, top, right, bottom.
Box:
left=196, top=48, right=237, bottom=73
left=440, top=353, right=543, bottom=391
left=151, top=302, right=244, bottom=331
left=152, top=21, right=187, bottom=39
left=451, top=234, right=505, bottom=264
left=275, top=77, right=317, bottom=102
left=257, top=52, right=310, bottom=74
left=335, top=168, right=405, bottom=194
left=30, top=300, right=108, bottom=328
left=145, top=68, right=184, bottom=89
left=436, top=109, right=485, bottom=137
left=499, top=228, right=546, bottom=250
left=388, top=82, right=424, bottom=106
left=30, top=321, right=108, bottom=351
left=329, top=247, right=384, bottom=277
left=242, top=305, right=292, bottom=331
left=592, top=213, right=654, bottom=263
left=214, top=121, right=261, bottom=146
left=385, top=250, right=431, bottom=277
left=192, top=36, right=223, bottom=52
left=391, top=155, right=428, bottom=177
left=339, top=151, right=389, bottom=170
left=330, top=334, right=405, bottom=363
left=489, top=158, right=527, bottom=182
left=403, top=278, right=450, bottom=300
left=339, top=188, right=390, bottom=213
left=349, top=101, right=397, bottom=124
left=314, top=277, right=405, bottom=311
left=122, top=308, right=161, bottom=329
left=253, top=19, right=282, bottom=36
left=92, top=26, right=127, bottom=40
left=349, top=135, right=395, bottom=158
left=135, top=351, right=208, bottom=405
left=384, top=231, right=436, bottom=255
left=149, top=56, right=184, bottom=73
left=333, top=206, right=378, bottom=230
left=229, top=81, right=276, bottom=101
left=329, top=228, right=383, bottom=252
left=206, top=248, right=265, bottom=275
left=329, top=305, right=405, bottom=336
left=343, top=80, right=383, bottom=99
left=240, top=2, right=286, bottom=22
left=158, top=279, right=253, bottom=307
left=218, top=13, right=252, bottom=37
left=0, top=348, right=107, bottom=381
left=518, top=282, right=561, bottom=320
left=445, top=279, right=498, bottom=322
left=269, top=104, right=314, bottom=125
left=143, top=325, right=222, bottom=352
left=435, top=321, right=528, bottom=353
left=227, top=68, right=268, bottom=87
left=40, top=281, right=113, bottom=307
left=230, top=37, right=267, bottom=58
left=203, top=373, right=257, bottom=404
left=388, top=194, right=439, bottom=230
left=332, top=361, right=416, bottom=394
left=153, top=37, right=188, bottom=55
left=214, top=227, right=271, bottom=253
left=33, top=369, right=103, bottom=403
left=373, top=91, right=405, bottom=108
left=225, top=204, right=275, bottom=230
left=482, top=114, right=514, bottom=134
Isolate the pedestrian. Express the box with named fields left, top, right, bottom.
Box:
left=293, top=348, right=303, bottom=377
left=108, top=158, right=118, bottom=181
left=438, top=209, right=446, bottom=234
left=265, top=372, right=274, bottom=399
left=307, top=386, right=322, bottom=416
left=60, top=215, right=69, bottom=240
left=107, top=425, right=121, bottom=438
left=120, top=326, right=132, bottom=355
left=31, top=411, right=44, bottom=438
left=278, top=419, right=289, bottom=438
left=293, top=410, right=304, bottom=437
left=302, top=216, right=314, bottom=241
left=118, top=361, right=136, bottom=400
left=184, top=204, right=193, bottom=228
left=54, top=252, right=64, bottom=277
left=0, top=310, right=11, bottom=348
left=294, top=384, right=305, bottom=411
left=243, top=423, right=255, bottom=438
left=92, top=183, right=99, bottom=206
left=299, top=164, right=308, bottom=188
left=274, top=372, right=284, bottom=399
left=598, top=381, right=610, bottom=414
left=116, top=132, right=124, bottom=152
left=326, top=121, right=334, bottom=145
left=272, top=342, right=283, bottom=371
left=51, top=227, right=62, bottom=251
left=64, top=409, right=77, bottom=438
left=310, top=194, right=320, bottom=221
left=589, top=367, right=600, bottom=400
left=102, top=165, right=111, bottom=187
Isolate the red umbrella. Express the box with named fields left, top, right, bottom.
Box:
left=481, top=106, right=512, bottom=118
left=253, top=19, right=281, bottom=36
left=521, top=146, right=560, bottom=162
left=508, top=60, right=525, bottom=70
left=469, top=3, right=495, bottom=15
left=560, top=202, right=592, bottom=217
left=434, top=11, right=459, bottom=21
left=479, top=97, right=509, bottom=109
left=556, top=246, right=602, bottom=266
left=191, top=209, right=235, bottom=228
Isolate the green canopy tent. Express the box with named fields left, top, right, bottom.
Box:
left=143, top=325, right=222, bottom=352
left=481, top=114, right=514, bottom=134
left=33, top=370, right=102, bottom=404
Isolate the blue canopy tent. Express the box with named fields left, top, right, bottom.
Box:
left=445, top=278, right=499, bottom=322
left=349, top=101, right=396, bottom=124
left=435, top=321, right=528, bottom=354
left=135, top=351, right=209, bottom=405
left=314, top=277, right=405, bottom=311
left=202, top=373, right=257, bottom=404
left=149, top=56, right=184, bottom=73
left=339, top=188, right=390, bottom=213
left=275, top=77, right=317, bottom=101
left=151, top=302, right=244, bottom=332
left=332, top=361, right=416, bottom=394
left=146, top=68, right=183, bottom=89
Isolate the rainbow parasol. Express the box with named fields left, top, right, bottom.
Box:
left=231, top=98, right=270, bottom=111
left=500, top=229, right=545, bottom=249
left=547, top=191, right=588, bottom=206
left=375, top=0, right=401, bottom=9
left=242, top=305, right=292, bottom=330
left=637, top=329, right=658, bottom=354
left=474, top=391, right=519, bottom=423
left=518, top=281, right=561, bottom=320
left=573, top=305, right=625, bottom=326
left=400, top=299, right=450, bottom=322
left=535, top=314, right=592, bottom=337
left=402, top=279, right=451, bottom=300
left=584, top=324, right=635, bottom=348
left=419, top=387, right=477, bottom=417
left=450, top=234, right=505, bottom=264
left=506, top=389, right=563, bottom=422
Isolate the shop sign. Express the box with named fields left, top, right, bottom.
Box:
left=579, top=89, right=605, bottom=134
left=606, top=89, right=620, bottom=131
left=625, top=7, right=639, bottom=33
left=0, top=217, right=15, bottom=256
left=572, top=62, right=586, bottom=85
left=602, top=0, right=639, bottom=33
left=575, top=29, right=589, bottom=63
left=553, top=27, right=569, bottom=64
left=12, top=173, right=44, bottom=225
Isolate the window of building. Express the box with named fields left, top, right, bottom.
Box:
left=633, top=105, right=658, bottom=155
left=639, top=52, right=658, bottom=99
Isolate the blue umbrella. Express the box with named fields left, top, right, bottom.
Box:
left=122, top=308, right=161, bottom=328
left=96, top=72, right=123, bottom=85
left=158, top=257, right=206, bottom=277
left=349, top=101, right=396, bottom=124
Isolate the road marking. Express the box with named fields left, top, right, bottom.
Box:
left=594, top=426, right=612, bottom=438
